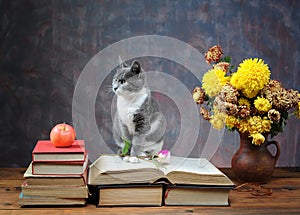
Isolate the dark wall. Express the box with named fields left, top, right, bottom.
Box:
left=0, top=0, right=299, bottom=167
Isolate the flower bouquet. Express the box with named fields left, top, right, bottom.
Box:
left=193, top=45, right=300, bottom=182
left=193, top=45, right=300, bottom=146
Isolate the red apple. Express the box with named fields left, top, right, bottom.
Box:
left=50, top=123, right=76, bottom=147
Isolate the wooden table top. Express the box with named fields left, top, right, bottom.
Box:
left=1, top=167, right=299, bottom=215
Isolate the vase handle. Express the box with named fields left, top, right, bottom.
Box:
left=267, top=140, right=281, bottom=162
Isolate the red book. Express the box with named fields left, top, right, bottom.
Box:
left=32, top=140, right=85, bottom=162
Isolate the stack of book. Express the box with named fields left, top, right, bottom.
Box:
left=88, top=155, right=235, bottom=207
left=19, top=140, right=89, bottom=207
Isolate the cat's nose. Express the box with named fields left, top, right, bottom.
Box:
left=113, top=87, right=118, bottom=91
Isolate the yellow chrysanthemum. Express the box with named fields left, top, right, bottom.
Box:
left=254, top=97, right=272, bottom=112
left=238, top=119, right=249, bottom=133
left=238, top=116, right=272, bottom=135
left=247, top=116, right=263, bottom=134
left=261, top=117, right=272, bottom=132
left=230, top=58, right=271, bottom=98
left=225, top=115, right=239, bottom=129
left=217, top=71, right=231, bottom=86
left=238, top=97, right=251, bottom=108
left=202, top=68, right=229, bottom=97
left=210, top=112, right=227, bottom=130
left=250, top=133, right=265, bottom=146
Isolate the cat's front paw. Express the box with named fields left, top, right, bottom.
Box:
left=123, top=156, right=140, bottom=163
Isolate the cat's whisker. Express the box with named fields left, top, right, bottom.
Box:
left=103, top=85, right=114, bottom=95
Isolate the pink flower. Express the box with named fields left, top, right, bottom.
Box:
left=157, top=150, right=171, bottom=164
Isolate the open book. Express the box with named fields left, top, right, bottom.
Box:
left=88, top=155, right=234, bottom=186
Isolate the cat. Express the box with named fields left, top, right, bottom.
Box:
left=112, top=58, right=166, bottom=161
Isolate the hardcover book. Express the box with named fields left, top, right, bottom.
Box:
left=18, top=192, right=86, bottom=206
left=24, top=163, right=88, bottom=186
left=97, top=184, right=163, bottom=207
left=164, top=185, right=232, bottom=206
left=32, top=140, right=85, bottom=162
left=88, top=155, right=234, bottom=186
left=32, top=153, right=88, bottom=175
left=21, top=181, right=89, bottom=199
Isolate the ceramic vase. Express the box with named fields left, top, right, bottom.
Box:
left=231, top=132, right=280, bottom=183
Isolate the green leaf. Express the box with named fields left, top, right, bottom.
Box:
left=220, top=56, right=231, bottom=63
left=121, top=137, right=131, bottom=156
left=229, top=65, right=236, bottom=73
left=224, top=55, right=231, bottom=63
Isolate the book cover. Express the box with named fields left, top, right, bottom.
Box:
left=32, top=153, right=89, bottom=175
left=32, top=140, right=85, bottom=162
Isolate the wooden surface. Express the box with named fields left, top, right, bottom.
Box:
left=1, top=168, right=300, bottom=215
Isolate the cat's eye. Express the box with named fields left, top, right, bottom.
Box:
left=119, top=79, right=126, bottom=84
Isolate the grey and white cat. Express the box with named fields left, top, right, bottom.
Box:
left=112, top=59, right=166, bottom=159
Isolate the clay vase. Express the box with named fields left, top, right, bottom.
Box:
left=231, top=132, right=280, bottom=183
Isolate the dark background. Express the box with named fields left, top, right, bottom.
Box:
left=0, top=0, right=299, bottom=167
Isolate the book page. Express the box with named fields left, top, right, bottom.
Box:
left=90, top=155, right=160, bottom=174
left=162, top=157, right=224, bottom=176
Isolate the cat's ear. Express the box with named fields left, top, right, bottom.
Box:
left=118, top=56, right=129, bottom=68
left=118, top=56, right=123, bottom=67
left=130, top=61, right=141, bottom=75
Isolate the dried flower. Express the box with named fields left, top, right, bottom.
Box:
left=204, top=45, right=223, bottom=64
left=213, top=62, right=230, bottom=72
left=238, top=106, right=251, bottom=119
left=260, top=80, right=299, bottom=110
left=219, top=84, right=239, bottom=103
left=214, top=96, right=238, bottom=115
left=268, top=109, right=281, bottom=122
left=193, top=87, right=206, bottom=104
left=200, top=107, right=211, bottom=120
